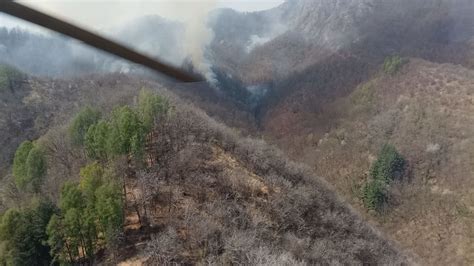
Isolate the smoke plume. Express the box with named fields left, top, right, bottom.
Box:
left=182, top=0, right=218, bottom=84
left=14, top=0, right=220, bottom=83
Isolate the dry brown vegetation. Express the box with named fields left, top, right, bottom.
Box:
left=0, top=73, right=254, bottom=206
left=2, top=2, right=473, bottom=263
left=258, top=58, right=474, bottom=265
left=2, top=40, right=472, bottom=266
left=115, top=100, right=413, bottom=265
left=0, top=73, right=413, bottom=264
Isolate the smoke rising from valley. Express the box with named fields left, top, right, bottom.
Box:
left=0, top=1, right=282, bottom=82
left=1, top=0, right=472, bottom=87
left=182, top=0, right=218, bottom=84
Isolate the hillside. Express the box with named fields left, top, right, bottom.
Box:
left=259, top=58, right=474, bottom=264
left=192, top=1, right=474, bottom=264
left=210, top=0, right=474, bottom=84
left=1, top=0, right=474, bottom=264
left=0, top=72, right=413, bottom=264
left=0, top=70, right=143, bottom=178
left=116, top=96, right=414, bottom=265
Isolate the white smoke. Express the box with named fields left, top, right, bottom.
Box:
left=16, top=0, right=221, bottom=83
left=246, top=35, right=271, bottom=53
left=4, top=1, right=284, bottom=83
left=182, top=0, right=218, bottom=84
left=245, top=22, right=287, bottom=53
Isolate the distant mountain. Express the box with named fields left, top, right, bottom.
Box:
left=210, top=0, right=474, bottom=83
left=0, top=28, right=100, bottom=77
left=0, top=15, right=185, bottom=77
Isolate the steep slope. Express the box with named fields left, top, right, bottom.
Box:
left=210, top=0, right=474, bottom=85
left=0, top=73, right=414, bottom=264
left=106, top=88, right=414, bottom=265
left=0, top=70, right=139, bottom=178
left=0, top=69, right=254, bottom=181
left=260, top=58, right=474, bottom=264
left=203, top=1, right=474, bottom=264
left=2, top=0, right=474, bottom=264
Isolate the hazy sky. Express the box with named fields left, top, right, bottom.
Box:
left=0, top=0, right=285, bottom=32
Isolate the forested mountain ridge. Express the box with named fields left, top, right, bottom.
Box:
left=210, top=0, right=474, bottom=84
left=0, top=70, right=414, bottom=264
left=1, top=0, right=474, bottom=264
left=259, top=58, right=474, bottom=264
left=198, top=1, right=474, bottom=264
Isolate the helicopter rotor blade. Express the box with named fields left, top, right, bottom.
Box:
left=0, top=1, right=201, bottom=82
